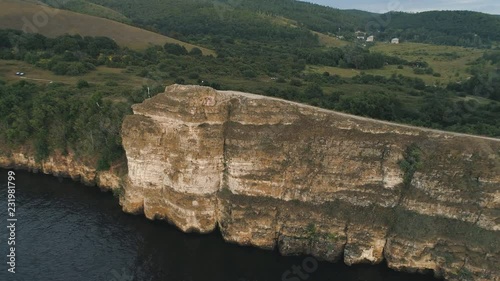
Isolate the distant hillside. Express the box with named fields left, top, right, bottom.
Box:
left=78, top=0, right=500, bottom=48
left=81, top=0, right=369, bottom=38
left=0, top=0, right=214, bottom=55
left=58, top=0, right=132, bottom=24
left=375, top=11, right=500, bottom=47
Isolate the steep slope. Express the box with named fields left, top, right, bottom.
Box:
left=55, top=0, right=132, bottom=23
left=0, top=0, right=214, bottom=54
left=121, top=85, right=500, bottom=281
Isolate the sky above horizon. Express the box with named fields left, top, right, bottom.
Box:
left=307, top=0, right=500, bottom=15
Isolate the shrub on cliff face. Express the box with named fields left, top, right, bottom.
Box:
left=456, top=267, right=474, bottom=280
left=96, top=156, right=111, bottom=171
left=218, top=186, right=232, bottom=197
left=399, top=144, right=422, bottom=187
left=112, top=187, right=124, bottom=198
left=306, top=223, right=319, bottom=245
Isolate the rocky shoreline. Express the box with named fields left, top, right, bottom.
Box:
left=0, top=153, right=122, bottom=191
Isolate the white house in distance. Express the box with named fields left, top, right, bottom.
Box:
left=391, top=38, right=400, bottom=44
left=366, top=35, right=374, bottom=42
left=355, top=30, right=365, bottom=40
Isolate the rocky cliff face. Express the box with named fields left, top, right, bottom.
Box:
left=122, top=85, right=500, bottom=281
left=0, top=152, right=122, bottom=191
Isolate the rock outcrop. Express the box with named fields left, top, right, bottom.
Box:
left=0, top=152, right=122, bottom=191
left=120, top=85, right=499, bottom=280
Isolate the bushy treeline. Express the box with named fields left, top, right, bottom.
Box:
left=0, top=29, right=308, bottom=79
left=447, top=73, right=500, bottom=102
left=262, top=73, right=500, bottom=137
left=375, top=11, right=500, bottom=48
left=297, top=46, right=408, bottom=70
left=0, top=80, right=130, bottom=168
left=0, top=30, right=119, bottom=75
left=446, top=51, right=500, bottom=101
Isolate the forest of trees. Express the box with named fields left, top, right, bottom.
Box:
left=0, top=80, right=129, bottom=169
left=68, top=0, right=500, bottom=48
left=0, top=30, right=119, bottom=75
left=264, top=73, right=500, bottom=137
left=297, top=46, right=409, bottom=70
left=374, top=11, right=500, bottom=48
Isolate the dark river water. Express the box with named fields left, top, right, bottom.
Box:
left=0, top=169, right=439, bottom=281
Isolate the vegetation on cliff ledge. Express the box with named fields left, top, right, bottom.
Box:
left=398, top=144, right=422, bottom=188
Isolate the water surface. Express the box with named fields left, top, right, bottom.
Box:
left=0, top=169, right=439, bottom=281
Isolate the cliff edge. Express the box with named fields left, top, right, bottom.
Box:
left=121, top=85, right=500, bottom=280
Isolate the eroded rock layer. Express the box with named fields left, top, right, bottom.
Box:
left=121, top=85, right=500, bottom=281
left=0, top=153, right=121, bottom=190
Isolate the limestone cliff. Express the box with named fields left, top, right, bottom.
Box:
left=0, top=152, right=122, bottom=191
left=122, top=85, right=500, bottom=281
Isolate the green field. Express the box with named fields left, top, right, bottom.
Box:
left=0, top=60, right=143, bottom=86
left=306, top=42, right=489, bottom=85
left=371, top=42, right=486, bottom=81
left=313, top=32, right=350, bottom=48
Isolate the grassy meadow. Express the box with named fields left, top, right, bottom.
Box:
left=306, top=42, right=488, bottom=85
